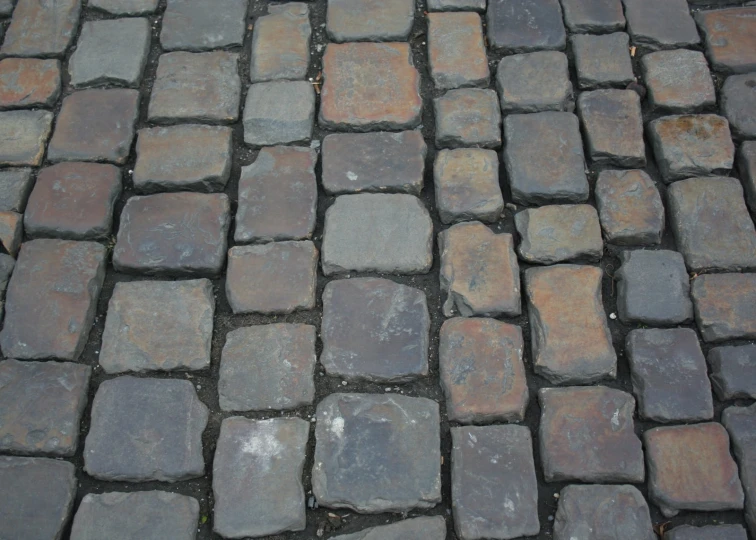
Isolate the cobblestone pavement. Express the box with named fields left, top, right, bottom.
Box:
left=0, top=0, right=755, bottom=538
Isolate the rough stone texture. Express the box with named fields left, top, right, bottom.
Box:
left=99, top=279, right=214, bottom=374
left=440, top=318, right=528, bottom=423
left=149, top=52, right=240, bottom=123
left=626, top=328, right=713, bottom=423
left=70, top=491, right=199, bottom=540
left=617, top=249, right=693, bottom=325
left=133, top=125, right=232, bottom=193
left=321, top=278, right=429, bottom=382
left=595, top=169, right=664, bottom=245
left=623, top=0, right=699, bottom=50
left=665, top=525, right=748, bottom=540
left=0, top=359, right=90, bottom=457
left=313, top=393, right=441, bottom=513
left=235, top=146, right=317, bottom=243
left=327, top=0, right=414, bottom=42
left=439, top=222, right=520, bottom=317
left=250, top=3, right=310, bottom=82
left=709, top=345, right=756, bottom=400
left=722, top=404, right=756, bottom=538
left=226, top=241, right=318, bottom=314
left=668, top=177, right=756, bottom=272
left=89, top=0, right=159, bottom=14
left=642, top=49, right=716, bottom=113
left=434, top=148, right=502, bottom=224
left=434, top=89, right=501, bottom=148
left=0, top=58, right=61, bottom=109
left=428, top=12, right=489, bottom=90
left=244, top=81, right=315, bottom=145
left=539, top=386, right=644, bottom=483
left=525, top=265, right=616, bottom=384
left=0, top=253, right=14, bottom=295
left=0, top=456, right=76, bottom=540
left=84, top=377, right=208, bottom=482
left=0, top=0, right=81, bottom=57
left=739, top=141, right=756, bottom=213
left=69, top=18, right=150, bottom=87
left=0, top=239, right=106, bottom=361
left=47, top=89, right=139, bottom=164
left=649, top=115, right=735, bottom=182
left=645, top=423, right=744, bottom=517
left=24, top=162, right=122, bottom=240
left=333, top=517, right=447, bottom=540
left=486, top=0, right=566, bottom=53
left=213, top=417, right=308, bottom=538
left=322, top=194, right=433, bottom=275
left=321, top=131, right=426, bottom=195
left=503, top=112, right=588, bottom=205
left=722, top=73, right=756, bottom=140
left=160, top=0, right=247, bottom=51
left=578, top=89, right=646, bottom=167
left=0, top=210, right=22, bottom=256
left=113, top=192, right=230, bottom=276
left=572, top=33, right=634, bottom=89
left=0, top=0, right=12, bottom=14
left=451, top=425, right=539, bottom=539
left=496, top=51, right=573, bottom=113
left=0, top=168, right=33, bottom=212
left=554, top=485, right=655, bottom=540
left=560, top=0, right=625, bottom=33
left=218, top=324, right=316, bottom=411
left=692, top=273, right=756, bottom=342
left=695, top=7, right=756, bottom=75
left=515, top=205, right=603, bottom=264
left=0, top=110, right=53, bottom=166
left=320, top=43, right=422, bottom=131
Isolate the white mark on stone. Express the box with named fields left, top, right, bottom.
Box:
left=346, top=171, right=358, bottom=182
left=504, top=498, right=515, bottom=512
left=611, top=409, right=620, bottom=429
left=331, top=417, right=344, bottom=438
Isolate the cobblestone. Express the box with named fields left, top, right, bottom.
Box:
left=722, top=404, right=756, bottom=538
left=560, top=0, right=625, bottom=33
left=722, top=73, right=756, bottom=140
left=642, top=49, right=716, bottom=113
left=495, top=51, right=573, bottom=113
left=695, top=7, right=756, bottom=75
left=0, top=58, right=61, bottom=109
left=0, top=110, right=53, bottom=166
left=428, top=0, right=484, bottom=10
left=709, top=345, right=756, bottom=401
left=250, top=3, right=310, bottom=83
left=434, top=88, right=501, bottom=148
left=434, top=148, right=502, bottom=224
left=486, top=0, right=566, bottom=53
left=0, top=210, right=22, bottom=256
left=427, top=12, right=489, bottom=90
left=0, top=168, right=33, bottom=212
left=89, top=0, right=158, bottom=14
left=692, top=273, right=756, bottom=342
left=665, top=525, right=748, bottom=540
left=1, top=0, right=81, bottom=57
left=333, top=517, right=447, bottom=539
left=160, top=0, right=246, bottom=51
left=572, top=33, right=634, bottom=90
left=595, top=169, right=664, bottom=245
left=739, top=141, right=756, bottom=213
left=326, top=0, right=414, bottom=42
left=623, top=0, right=699, bottom=50
left=244, top=80, right=315, bottom=145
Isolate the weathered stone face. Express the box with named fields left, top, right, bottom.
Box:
left=243, top=81, right=315, bottom=145
left=692, top=273, right=756, bottom=342
left=0, top=211, right=22, bottom=256
left=250, top=3, right=310, bottom=82
left=722, top=403, right=756, bottom=538
left=740, top=141, right=756, bottom=213
left=595, top=169, right=664, bottom=245
left=434, top=88, right=501, bottom=148
left=559, top=0, right=625, bottom=33
left=326, top=0, right=414, bottom=42
left=665, top=524, right=748, bottom=540
left=160, top=0, right=247, bottom=51
left=89, top=0, right=159, bottom=14
left=572, top=33, right=634, bottom=90
left=642, top=49, right=716, bottom=113
left=434, top=149, right=502, bottom=224
left=496, top=51, right=573, bottom=113
left=333, top=517, right=447, bottom=540
left=427, top=12, right=489, bottom=90
left=623, top=0, right=699, bottom=50
left=0, top=169, right=33, bottom=212
left=709, top=345, right=756, bottom=400
left=0, top=58, right=61, bottom=109
left=722, top=73, right=756, bottom=140
left=696, top=7, right=756, bottom=74
left=0, top=0, right=81, bottom=57
left=486, top=0, right=566, bottom=53
left=0, top=110, right=53, bottom=166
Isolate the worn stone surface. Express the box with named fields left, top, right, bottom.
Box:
left=434, top=89, right=501, bottom=148
left=218, top=324, right=316, bottom=411
left=99, top=279, right=214, bottom=374
left=560, top=0, right=625, bottom=33
left=696, top=7, right=756, bottom=75
left=244, top=80, right=315, bottom=145
left=320, top=43, right=422, bottom=131
left=526, top=265, right=616, bottom=384
left=333, top=517, right=447, bottom=540
left=161, top=0, right=246, bottom=51
left=24, top=162, right=122, bottom=240
left=0, top=254, right=14, bottom=295
left=722, top=404, right=756, bottom=538
left=739, top=141, right=756, bottom=213
left=623, top=0, right=699, bottom=50
left=0, top=58, right=60, bottom=109
left=84, top=376, right=208, bottom=482
left=327, top=0, right=413, bottom=42
left=515, top=205, right=603, bottom=264
left=434, top=148, right=502, bottom=224
left=213, top=417, right=308, bottom=538
left=321, top=131, right=426, bottom=195
left=617, top=250, right=692, bottom=325
left=236, top=146, right=317, bottom=243
left=642, top=49, right=716, bottom=113
left=722, top=73, right=756, bottom=140
left=539, top=386, right=644, bottom=482
left=665, top=525, right=748, bottom=540
left=503, top=112, right=588, bottom=205
left=649, top=115, right=735, bottom=181
left=645, top=423, right=744, bottom=517
left=428, top=12, right=489, bottom=90
left=250, top=3, right=310, bottom=82
left=486, top=0, right=566, bottom=53
left=554, top=485, right=655, bottom=540
left=0, top=0, right=12, bottom=14
left=0, top=239, right=106, bottom=361
left=692, top=273, right=756, bottom=342
left=710, top=345, right=756, bottom=400
left=451, top=425, right=539, bottom=539
left=572, top=33, right=634, bottom=89
left=313, top=393, right=441, bottom=513
left=0, top=110, right=53, bottom=166
left=440, top=318, right=528, bottom=423
left=47, top=89, right=139, bottom=164
left=0, top=456, right=76, bottom=540
left=113, top=192, right=230, bottom=276
left=0, top=210, right=22, bottom=256
left=496, top=51, right=573, bottom=113
left=668, top=177, right=756, bottom=272
left=0, top=168, right=33, bottom=212
left=321, top=278, right=429, bottom=382
left=578, top=89, right=646, bottom=167
left=0, top=0, right=81, bottom=57
left=226, top=241, right=318, bottom=314
left=322, top=194, right=433, bottom=275
left=149, top=51, right=240, bottom=123
left=89, top=0, right=159, bottom=14
left=439, top=222, right=520, bottom=317
left=70, top=491, right=199, bottom=540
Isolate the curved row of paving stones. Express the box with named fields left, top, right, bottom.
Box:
left=1, top=0, right=756, bottom=538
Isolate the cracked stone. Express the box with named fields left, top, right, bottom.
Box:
left=722, top=73, right=756, bottom=140
left=250, top=3, right=310, bottom=82
left=623, top=0, right=699, bottom=50
left=496, top=51, right=573, bottom=113
left=427, top=12, right=489, bottom=90
left=572, top=33, right=634, bottom=89
left=595, top=169, right=664, bottom=245
left=665, top=525, right=748, bottom=540
left=435, top=89, right=501, bottom=148
left=160, top=0, right=247, bottom=51
left=692, top=273, right=756, bottom=342
left=722, top=404, right=756, bottom=538
left=486, top=0, right=566, bottom=53
left=326, top=0, right=414, bottom=42
left=0, top=58, right=61, bottom=109
left=333, top=517, right=447, bottom=540
left=434, top=148, right=503, bottom=224
left=88, top=0, right=159, bottom=14
left=695, top=7, right=756, bottom=74
left=738, top=141, right=756, bottom=213
left=642, top=49, right=716, bottom=113
left=709, top=345, right=756, bottom=401
left=578, top=89, right=645, bottom=167
left=560, top=0, right=625, bottom=33
left=0, top=168, right=33, bottom=212
left=0, top=211, right=22, bottom=256
left=0, top=0, right=81, bottom=57
left=244, top=81, right=315, bottom=145
left=0, top=110, right=53, bottom=166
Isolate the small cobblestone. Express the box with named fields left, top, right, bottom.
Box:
left=244, top=80, right=315, bottom=145
left=0, top=110, right=53, bottom=166
left=560, top=0, right=625, bottom=33
left=0, top=58, right=60, bottom=109
left=665, top=524, right=748, bottom=540
left=722, top=73, right=756, bottom=140
left=486, top=0, right=566, bottom=53
left=250, top=3, right=310, bottom=83
left=434, top=148, right=502, bottom=224
left=595, top=169, right=664, bottom=245
left=692, top=273, right=756, bottom=342
left=160, top=0, right=247, bottom=51
left=709, top=345, right=756, bottom=401
left=642, top=49, right=716, bottom=113
left=695, top=7, right=756, bottom=75
left=333, top=517, right=447, bottom=540
left=434, top=88, right=501, bottom=149
left=427, top=12, right=489, bottom=90
left=739, top=141, right=756, bottom=213
left=0, top=0, right=81, bottom=57
left=326, top=0, right=414, bottom=42
left=623, top=0, right=699, bottom=50
left=88, top=0, right=158, bottom=14
left=0, top=210, right=22, bottom=256
left=0, top=168, right=33, bottom=212
left=496, top=51, right=573, bottom=113
left=572, top=33, right=634, bottom=90
left=722, top=404, right=756, bottom=538
left=428, top=0, right=484, bottom=10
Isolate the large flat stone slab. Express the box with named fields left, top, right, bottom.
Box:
left=0, top=0, right=81, bottom=57
left=696, top=7, right=756, bottom=74
left=496, top=51, right=573, bottom=113
left=642, top=49, right=716, bottom=113
left=434, top=88, right=501, bottom=148
left=578, top=89, right=645, bottom=167
left=243, top=81, right=315, bottom=145
left=250, top=3, right=310, bottom=82
left=0, top=58, right=61, bottom=109
left=595, top=169, right=664, bottom=245
left=692, top=273, right=756, bottom=342
left=623, top=0, right=699, bottom=50
left=486, top=0, right=566, bottom=53
left=709, top=345, right=756, bottom=401
left=434, top=149, right=502, bottom=224
left=160, top=0, right=246, bottom=51
left=333, top=517, right=447, bottom=540
left=326, top=0, right=414, bottom=42
left=0, top=110, right=53, bottom=166
left=427, top=12, right=489, bottom=90
left=722, top=404, right=756, bottom=538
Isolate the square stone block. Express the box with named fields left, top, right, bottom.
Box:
left=595, top=169, right=664, bottom=245
left=0, top=168, right=33, bottom=212
left=0, top=0, right=81, bottom=57
left=89, top=0, right=159, bottom=14
left=486, top=0, right=566, bottom=53
left=572, top=33, right=634, bottom=89
left=696, top=7, right=756, bottom=74
left=723, top=73, right=756, bottom=140
left=560, top=0, right=625, bottom=33
left=623, top=0, right=699, bottom=50
left=722, top=404, right=756, bottom=537
left=327, top=0, right=414, bottom=42
left=0, top=110, right=53, bottom=166
left=244, top=81, right=315, bottom=145
left=434, top=88, right=501, bottom=148
left=709, top=345, right=756, bottom=401
left=427, top=12, right=489, bottom=90
left=332, top=518, right=447, bottom=540
left=0, top=58, right=61, bottom=109
left=434, top=148, right=502, bottom=224
left=160, top=0, right=247, bottom=51
left=692, top=273, right=756, bottom=342
left=642, top=49, right=716, bottom=113
left=578, top=89, right=645, bottom=167
left=250, top=3, right=310, bottom=82
left=496, top=51, right=573, bottom=113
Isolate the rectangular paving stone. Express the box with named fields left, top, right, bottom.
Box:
left=0, top=239, right=106, bottom=361
left=428, top=0, right=484, bottom=10
left=452, top=425, right=539, bottom=539
left=0, top=110, right=53, bottom=166
left=321, top=131, right=426, bottom=195
left=0, top=210, right=22, bottom=256
left=160, top=0, right=247, bottom=51
left=0, top=0, right=81, bottom=57
left=321, top=277, right=429, bottom=382
left=218, top=324, right=315, bottom=411
left=560, top=0, right=625, bottom=33
left=722, top=404, right=756, bottom=538
left=0, top=359, right=90, bottom=457
left=0, top=58, right=61, bottom=109
left=665, top=524, right=748, bottom=540
left=692, top=273, right=756, bottom=342
left=99, top=279, right=214, bottom=374
left=326, top=0, right=414, bottom=42
left=113, top=192, right=230, bottom=276
left=622, top=0, right=699, bottom=50
left=250, top=3, right=310, bottom=83
left=88, top=0, right=159, bottom=14
left=578, top=89, right=645, bottom=167
left=739, top=141, right=756, bottom=213
left=572, top=33, right=634, bottom=89
left=244, top=80, right=315, bottom=145
left=434, top=88, right=501, bottom=148
left=525, top=265, right=616, bottom=384
left=427, top=12, right=489, bottom=90
left=723, top=73, right=756, bottom=140
left=0, top=168, right=33, bottom=212
left=434, top=148, right=502, bottom=224
left=235, top=146, right=317, bottom=243
left=213, top=417, right=308, bottom=538
left=709, top=345, right=756, bottom=401
left=642, top=49, right=716, bottom=113
left=333, top=517, right=447, bottom=540
left=487, top=0, right=566, bottom=53
left=496, top=51, right=573, bottom=113
left=595, top=169, right=664, bottom=245
left=696, top=7, right=756, bottom=74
